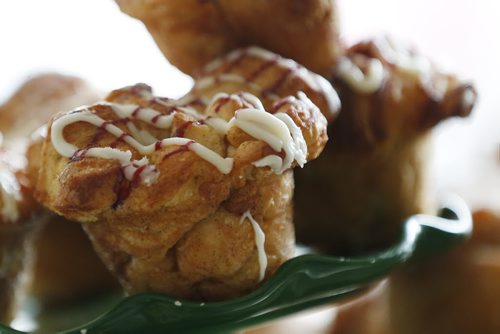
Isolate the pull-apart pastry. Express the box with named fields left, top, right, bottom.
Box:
left=0, top=149, right=39, bottom=323
left=34, top=71, right=330, bottom=300
left=115, top=0, right=342, bottom=76
left=294, top=37, right=477, bottom=254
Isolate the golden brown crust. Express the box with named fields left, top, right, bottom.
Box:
left=294, top=37, right=477, bottom=254
left=34, top=82, right=329, bottom=300
left=116, top=0, right=342, bottom=76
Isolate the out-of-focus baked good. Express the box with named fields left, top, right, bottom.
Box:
left=389, top=210, right=500, bottom=334
left=0, top=148, right=40, bottom=323
left=294, top=37, right=477, bottom=254
left=0, top=73, right=99, bottom=147
left=0, top=73, right=119, bottom=306
left=28, top=215, right=118, bottom=305
left=34, top=71, right=331, bottom=300
left=329, top=281, right=389, bottom=334
left=115, top=0, right=342, bottom=76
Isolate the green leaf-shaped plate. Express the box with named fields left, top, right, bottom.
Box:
left=1, top=195, right=472, bottom=334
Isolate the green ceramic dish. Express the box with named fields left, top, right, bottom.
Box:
left=1, top=195, right=472, bottom=334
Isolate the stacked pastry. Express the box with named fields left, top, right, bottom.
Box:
left=1, top=1, right=338, bottom=310
left=116, top=0, right=476, bottom=255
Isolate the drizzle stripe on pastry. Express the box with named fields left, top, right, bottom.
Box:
left=241, top=210, right=267, bottom=282
left=200, top=46, right=341, bottom=116
left=50, top=92, right=309, bottom=183
left=336, top=56, right=385, bottom=94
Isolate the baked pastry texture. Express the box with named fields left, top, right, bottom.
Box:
left=0, top=148, right=39, bottom=323
left=115, top=0, right=342, bottom=76
left=34, top=65, right=331, bottom=300
left=294, top=37, right=477, bottom=254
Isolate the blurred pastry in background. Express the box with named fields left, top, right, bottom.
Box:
left=0, top=73, right=99, bottom=149
left=0, top=73, right=118, bottom=306
left=327, top=211, right=500, bottom=334
left=294, top=37, right=477, bottom=254
left=28, top=215, right=119, bottom=305
left=390, top=210, right=500, bottom=334
left=330, top=281, right=388, bottom=334
left=115, top=0, right=342, bottom=76
left=0, top=148, right=40, bottom=324
left=34, top=74, right=330, bottom=300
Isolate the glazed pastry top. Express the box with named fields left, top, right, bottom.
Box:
left=36, top=82, right=328, bottom=222
left=330, top=36, right=477, bottom=148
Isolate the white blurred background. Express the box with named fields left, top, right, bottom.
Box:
left=0, top=0, right=499, bottom=210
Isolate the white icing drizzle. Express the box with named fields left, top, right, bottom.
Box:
left=50, top=91, right=310, bottom=184
left=336, top=55, right=385, bottom=94
left=51, top=110, right=233, bottom=175
left=201, top=46, right=340, bottom=116
left=313, top=74, right=341, bottom=115
left=461, top=88, right=476, bottom=111
left=31, top=124, right=48, bottom=141
left=196, top=74, right=246, bottom=90
left=194, top=74, right=282, bottom=102
left=208, top=92, right=265, bottom=112
left=372, top=37, right=432, bottom=77
left=240, top=210, right=267, bottom=282
left=122, top=157, right=159, bottom=186
left=0, top=168, right=21, bottom=223
left=228, top=106, right=307, bottom=174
